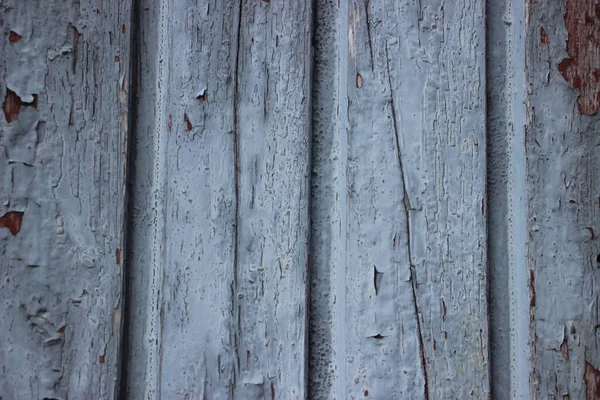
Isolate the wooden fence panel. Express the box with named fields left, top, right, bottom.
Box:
left=4, top=0, right=600, bottom=399
left=0, top=1, right=131, bottom=398
left=124, top=1, right=312, bottom=398
left=310, top=1, right=489, bottom=399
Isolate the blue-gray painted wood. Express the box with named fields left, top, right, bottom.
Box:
left=310, top=1, right=489, bottom=398
left=0, top=1, right=132, bottom=398
left=4, top=0, right=600, bottom=398
left=124, top=0, right=312, bottom=398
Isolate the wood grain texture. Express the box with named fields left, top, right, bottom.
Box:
left=527, top=1, right=600, bottom=398
left=124, top=0, right=312, bottom=398
left=310, top=0, right=489, bottom=398
left=0, top=1, right=131, bottom=398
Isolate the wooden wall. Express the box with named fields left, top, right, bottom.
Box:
left=1, top=1, right=599, bottom=399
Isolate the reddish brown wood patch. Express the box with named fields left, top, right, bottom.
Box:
left=585, top=361, right=600, bottom=400
left=0, top=211, right=24, bottom=235
left=540, top=27, right=549, bottom=44
left=2, top=89, right=38, bottom=123
left=8, top=31, right=22, bottom=43
left=558, top=0, right=600, bottom=115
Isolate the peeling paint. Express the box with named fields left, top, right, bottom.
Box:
left=585, top=362, right=600, bottom=400
left=8, top=31, right=22, bottom=43
left=2, top=89, right=38, bottom=123
left=558, top=0, right=600, bottom=115
left=540, top=27, right=549, bottom=44
left=0, top=211, right=24, bottom=235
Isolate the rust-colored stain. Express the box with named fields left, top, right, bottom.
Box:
left=2, top=89, right=38, bottom=124
left=540, top=27, right=549, bottom=44
left=364, top=390, right=369, bottom=397
left=184, top=114, right=192, bottom=131
left=529, top=269, right=536, bottom=308
left=8, top=31, right=22, bottom=43
left=122, top=24, right=126, bottom=34
left=585, top=361, right=600, bottom=399
left=197, top=92, right=207, bottom=103
left=115, top=55, right=120, bottom=62
left=99, top=355, right=105, bottom=363
left=558, top=1, right=600, bottom=115
left=167, top=115, right=172, bottom=132
left=116, top=248, right=121, bottom=265
left=0, top=211, right=24, bottom=235
left=57, top=326, right=66, bottom=334
left=270, top=382, right=275, bottom=400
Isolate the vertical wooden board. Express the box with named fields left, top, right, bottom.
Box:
left=0, top=1, right=131, bottom=399
left=125, top=1, right=312, bottom=398
left=527, top=1, right=600, bottom=398
left=311, top=0, right=489, bottom=398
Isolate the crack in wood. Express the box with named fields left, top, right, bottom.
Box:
left=385, top=45, right=429, bottom=400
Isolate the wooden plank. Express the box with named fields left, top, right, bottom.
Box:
left=0, top=1, right=131, bottom=399
left=310, top=0, right=489, bottom=398
left=124, top=0, right=312, bottom=398
left=527, top=1, right=600, bottom=398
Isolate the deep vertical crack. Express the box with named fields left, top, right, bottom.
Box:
left=118, top=0, right=140, bottom=396
left=385, top=46, right=430, bottom=400
left=232, top=0, right=244, bottom=385
left=364, top=0, right=374, bottom=71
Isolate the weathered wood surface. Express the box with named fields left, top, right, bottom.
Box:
left=0, top=1, right=131, bottom=399
left=5, top=0, right=600, bottom=399
left=527, top=1, right=600, bottom=399
left=310, top=1, right=489, bottom=398
left=124, top=0, right=312, bottom=398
